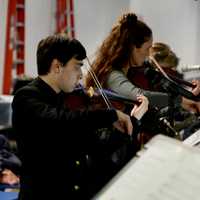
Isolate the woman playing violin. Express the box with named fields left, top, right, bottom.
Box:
left=85, top=11, right=200, bottom=145
left=85, top=12, right=175, bottom=109
left=85, top=12, right=176, bottom=140
left=85, top=12, right=200, bottom=118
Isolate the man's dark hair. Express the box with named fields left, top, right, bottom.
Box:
left=36, top=34, right=87, bottom=75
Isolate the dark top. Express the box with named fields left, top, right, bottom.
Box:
left=12, top=77, right=118, bottom=200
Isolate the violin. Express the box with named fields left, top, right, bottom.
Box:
left=65, top=55, right=143, bottom=115
left=127, top=66, right=151, bottom=90
left=128, top=58, right=200, bottom=101
left=65, top=84, right=141, bottom=111
left=128, top=61, right=194, bottom=90
left=146, top=57, right=195, bottom=88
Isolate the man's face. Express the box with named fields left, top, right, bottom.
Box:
left=58, top=58, right=83, bottom=93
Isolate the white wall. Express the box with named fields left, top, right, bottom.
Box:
left=25, top=0, right=55, bottom=77
left=74, top=0, right=129, bottom=58
left=196, top=3, right=200, bottom=63
left=130, top=0, right=200, bottom=67
left=0, top=0, right=8, bottom=94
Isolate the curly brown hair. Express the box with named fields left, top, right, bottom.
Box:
left=85, top=12, right=152, bottom=88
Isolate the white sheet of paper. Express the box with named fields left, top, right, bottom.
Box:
left=183, top=129, right=200, bottom=147
left=94, top=135, right=200, bottom=200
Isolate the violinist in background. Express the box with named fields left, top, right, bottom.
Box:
left=149, top=42, right=200, bottom=110
left=149, top=43, right=180, bottom=71
left=12, top=33, right=149, bottom=200
left=149, top=42, right=200, bottom=138
left=147, top=42, right=183, bottom=91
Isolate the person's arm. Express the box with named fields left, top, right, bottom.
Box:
left=12, top=87, right=133, bottom=135
left=106, top=70, right=181, bottom=109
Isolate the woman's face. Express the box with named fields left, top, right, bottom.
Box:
left=132, top=37, right=153, bottom=66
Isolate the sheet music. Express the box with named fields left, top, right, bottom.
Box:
left=93, top=135, right=200, bottom=200
left=183, top=129, right=200, bottom=147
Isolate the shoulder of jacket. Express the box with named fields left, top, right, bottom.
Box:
left=14, top=84, right=39, bottom=97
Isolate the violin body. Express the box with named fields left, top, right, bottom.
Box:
left=64, top=87, right=91, bottom=110
left=64, top=86, right=141, bottom=112
left=127, top=66, right=152, bottom=90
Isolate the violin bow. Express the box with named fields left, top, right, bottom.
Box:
left=86, top=57, right=112, bottom=109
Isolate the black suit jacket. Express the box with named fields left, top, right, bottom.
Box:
left=12, top=77, right=118, bottom=200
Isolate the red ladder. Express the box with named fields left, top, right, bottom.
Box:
left=56, top=0, right=75, bottom=38
left=3, top=0, right=25, bottom=94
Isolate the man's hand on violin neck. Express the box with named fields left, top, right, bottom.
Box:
left=113, top=110, right=133, bottom=135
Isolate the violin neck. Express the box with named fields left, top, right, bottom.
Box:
left=100, top=89, right=140, bottom=106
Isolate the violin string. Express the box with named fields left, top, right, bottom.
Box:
left=86, top=57, right=112, bottom=108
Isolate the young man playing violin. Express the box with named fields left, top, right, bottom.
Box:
left=12, top=34, right=148, bottom=200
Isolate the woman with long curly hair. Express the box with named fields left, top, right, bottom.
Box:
left=85, top=12, right=200, bottom=113
left=85, top=12, right=172, bottom=109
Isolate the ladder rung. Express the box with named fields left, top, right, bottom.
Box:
left=16, top=4, right=25, bottom=9
left=16, top=22, right=24, bottom=27
left=65, top=10, right=74, bottom=15
left=65, top=27, right=75, bottom=31
left=14, top=60, right=24, bottom=65
left=16, top=40, right=24, bottom=46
